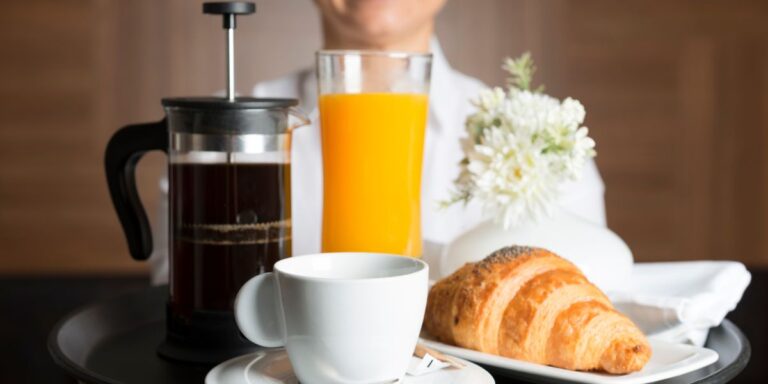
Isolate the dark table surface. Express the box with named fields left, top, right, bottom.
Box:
left=1, top=269, right=764, bottom=383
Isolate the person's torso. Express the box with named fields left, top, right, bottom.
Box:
left=251, top=44, right=606, bottom=259
left=253, top=68, right=488, bottom=258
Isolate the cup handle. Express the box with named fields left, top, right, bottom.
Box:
left=235, top=273, right=285, bottom=347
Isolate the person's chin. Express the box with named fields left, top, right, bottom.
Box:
left=349, top=19, right=405, bottom=42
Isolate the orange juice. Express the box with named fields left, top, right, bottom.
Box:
left=319, top=93, right=428, bottom=257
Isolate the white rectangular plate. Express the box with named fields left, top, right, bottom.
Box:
left=419, top=336, right=718, bottom=384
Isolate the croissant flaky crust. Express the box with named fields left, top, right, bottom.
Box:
left=424, top=246, right=651, bottom=374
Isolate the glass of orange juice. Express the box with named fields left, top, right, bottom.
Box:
left=317, top=51, right=432, bottom=257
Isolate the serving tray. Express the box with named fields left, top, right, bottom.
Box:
left=48, top=286, right=750, bottom=384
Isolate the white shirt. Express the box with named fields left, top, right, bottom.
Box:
left=150, top=40, right=606, bottom=284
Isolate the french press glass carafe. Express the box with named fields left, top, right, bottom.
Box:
left=104, top=2, right=307, bottom=363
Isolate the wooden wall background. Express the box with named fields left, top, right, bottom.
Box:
left=1, top=0, right=767, bottom=274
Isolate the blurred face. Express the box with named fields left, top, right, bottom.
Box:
left=315, top=0, right=447, bottom=50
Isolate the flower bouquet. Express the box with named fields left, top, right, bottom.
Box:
left=440, top=54, right=632, bottom=292
left=443, top=53, right=596, bottom=228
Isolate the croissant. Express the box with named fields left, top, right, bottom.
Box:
left=424, top=246, right=651, bottom=374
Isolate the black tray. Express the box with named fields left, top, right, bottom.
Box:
left=48, top=286, right=750, bottom=384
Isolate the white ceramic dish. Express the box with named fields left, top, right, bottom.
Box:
left=419, top=335, right=718, bottom=384
left=205, top=349, right=495, bottom=384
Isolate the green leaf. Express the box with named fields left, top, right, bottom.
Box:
left=503, top=52, right=539, bottom=91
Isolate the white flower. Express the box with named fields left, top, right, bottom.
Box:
left=444, top=54, right=596, bottom=228
left=466, top=127, right=558, bottom=228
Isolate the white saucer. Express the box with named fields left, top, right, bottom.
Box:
left=205, top=348, right=495, bottom=384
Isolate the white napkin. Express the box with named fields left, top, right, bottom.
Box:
left=608, top=261, right=751, bottom=346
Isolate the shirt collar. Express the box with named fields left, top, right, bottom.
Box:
left=428, top=38, right=460, bottom=133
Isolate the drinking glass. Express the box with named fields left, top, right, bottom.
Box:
left=317, top=51, right=432, bottom=257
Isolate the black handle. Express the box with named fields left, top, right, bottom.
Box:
left=105, top=120, right=168, bottom=261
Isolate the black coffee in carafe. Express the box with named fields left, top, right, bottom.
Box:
left=106, top=100, right=306, bottom=364
left=170, top=162, right=291, bottom=315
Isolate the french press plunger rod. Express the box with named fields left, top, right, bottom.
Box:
left=203, top=2, right=255, bottom=101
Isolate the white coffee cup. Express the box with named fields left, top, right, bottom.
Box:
left=235, top=252, right=429, bottom=384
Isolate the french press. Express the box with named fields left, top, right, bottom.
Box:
left=104, top=2, right=307, bottom=363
